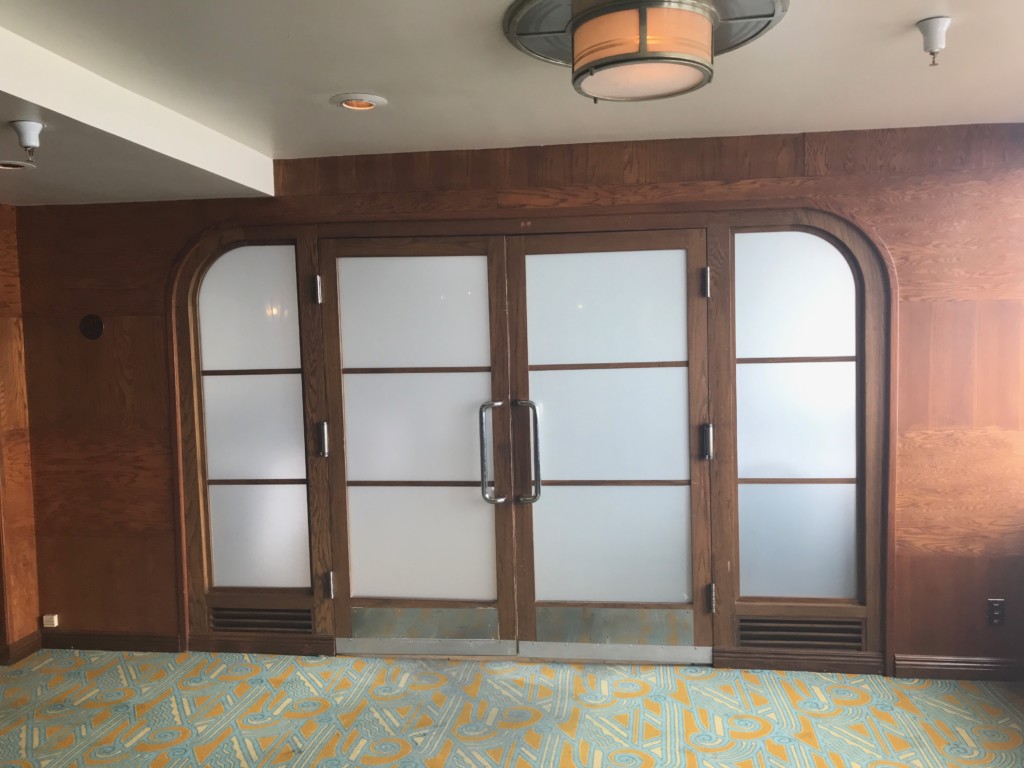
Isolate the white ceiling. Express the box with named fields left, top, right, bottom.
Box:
left=0, top=0, right=1022, bottom=204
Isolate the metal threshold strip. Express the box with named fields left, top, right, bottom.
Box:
left=336, top=638, right=712, bottom=664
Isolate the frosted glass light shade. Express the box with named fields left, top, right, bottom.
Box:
left=572, top=3, right=714, bottom=101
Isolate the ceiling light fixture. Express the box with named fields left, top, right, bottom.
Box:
left=916, top=16, right=951, bottom=67
left=504, top=0, right=789, bottom=102
left=330, top=93, right=388, bottom=111
left=0, top=120, right=44, bottom=170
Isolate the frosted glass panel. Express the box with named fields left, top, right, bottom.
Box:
left=739, top=484, right=857, bottom=598
left=344, top=373, right=491, bottom=481
left=530, top=368, right=688, bottom=480
left=209, top=485, right=310, bottom=588
left=735, top=232, right=855, bottom=358
left=203, top=374, right=307, bottom=480
left=347, top=487, right=496, bottom=600
left=527, top=250, right=687, bottom=364
left=533, top=486, right=691, bottom=602
left=199, top=245, right=301, bottom=370
left=737, top=362, right=855, bottom=478
left=338, top=256, right=490, bottom=368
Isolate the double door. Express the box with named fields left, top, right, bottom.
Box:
left=321, top=231, right=712, bottom=662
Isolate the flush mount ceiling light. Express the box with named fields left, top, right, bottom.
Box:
left=329, top=93, right=388, bottom=111
left=0, top=120, right=44, bottom=170
left=504, top=0, right=788, bottom=102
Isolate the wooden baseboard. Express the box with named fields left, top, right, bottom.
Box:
left=893, top=654, right=1024, bottom=681
left=189, top=632, right=336, bottom=656
left=41, top=632, right=182, bottom=653
left=0, top=631, right=42, bottom=665
left=715, top=647, right=884, bottom=675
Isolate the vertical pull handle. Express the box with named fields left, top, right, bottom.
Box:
left=514, top=400, right=542, bottom=503
left=479, top=401, right=507, bottom=504
left=701, top=423, right=714, bottom=461
left=317, top=421, right=330, bottom=458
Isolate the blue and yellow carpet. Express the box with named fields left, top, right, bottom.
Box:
left=0, top=650, right=1021, bottom=766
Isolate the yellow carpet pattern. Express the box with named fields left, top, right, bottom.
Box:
left=0, top=650, right=1022, bottom=766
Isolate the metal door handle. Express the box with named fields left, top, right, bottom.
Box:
left=514, top=400, right=542, bottom=503
left=478, top=401, right=507, bottom=504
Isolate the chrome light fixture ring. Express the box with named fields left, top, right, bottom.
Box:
left=568, top=0, right=718, bottom=31
left=503, top=0, right=789, bottom=66
left=571, top=53, right=714, bottom=101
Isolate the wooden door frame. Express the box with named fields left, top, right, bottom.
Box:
left=169, top=208, right=895, bottom=671
left=316, top=236, right=516, bottom=647
left=507, top=229, right=713, bottom=655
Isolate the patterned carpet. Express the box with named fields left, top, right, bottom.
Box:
left=0, top=650, right=1021, bottom=767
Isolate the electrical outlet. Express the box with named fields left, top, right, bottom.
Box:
left=42, top=613, right=59, bottom=629
left=987, top=598, right=1006, bottom=626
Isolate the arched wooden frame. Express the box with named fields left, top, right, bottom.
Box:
left=170, top=209, right=896, bottom=670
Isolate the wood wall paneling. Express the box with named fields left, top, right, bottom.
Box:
left=0, top=204, right=39, bottom=659
left=11, top=126, right=1024, bottom=671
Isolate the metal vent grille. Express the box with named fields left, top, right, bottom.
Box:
left=210, top=607, right=313, bottom=634
left=738, top=618, right=864, bottom=651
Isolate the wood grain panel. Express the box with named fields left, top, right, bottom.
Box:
left=0, top=427, right=38, bottom=641
left=975, top=301, right=1024, bottom=430
left=36, top=532, right=178, bottom=635
left=892, top=552, right=1024, bottom=660
left=895, top=429, right=1024, bottom=557
left=24, top=314, right=170, bottom=438
left=0, top=208, right=39, bottom=655
left=805, top=124, right=1024, bottom=177
left=0, top=206, right=21, bottom=318
left=32, top=437, right=173, bottom=535
left=276, top=134, right=806, bottom=197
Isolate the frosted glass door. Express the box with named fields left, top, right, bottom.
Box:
left=198, top=245, right=311, bottom=589
left=734, top=232, right=859, bottom=600
left=329, top=242, right=512, bottom=653
left=518, top=235, right=707, bottom=662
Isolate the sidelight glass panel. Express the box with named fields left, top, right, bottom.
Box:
left=347, top=487, right=497, bottom=600
left=344, top=372, right=491, bottom=481
left=739, top=484, right=857, bottom=598
left=198, top=245, right=301, bottom=370
left=203, top=374, right=306, bottom=480
left=338, top=255, right=490, bottom=368
left=530, top=368, right=688, bottom=480
left=533, top=486, right=691, bottom=602
left=526, top=249, right=687, bottom=364
left=736, top=362, right=856, bottom=478
left=209, top=484, right=310, bottom=588
left=735, top=232, right=856, bottom=359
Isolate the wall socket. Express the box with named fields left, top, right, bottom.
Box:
left=42, top=613, right=59, bottom=629
left=987, top=598, right=1006, bottom=626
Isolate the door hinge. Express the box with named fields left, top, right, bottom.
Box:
left=314, top=274, right=323, bottom=305
left=707, top=582, right=717, bottom=615
left=327, top=570, right=336, bottom=600
left=701, top=267, right=711, bottom=298
left=700, top=423, right=714, bottom=461
left=317, top=421, right=330, bottom=458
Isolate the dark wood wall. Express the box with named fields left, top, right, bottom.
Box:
left=0, top=203, right=39, bottom=662
left=14, top=124, right=1024, bottom=672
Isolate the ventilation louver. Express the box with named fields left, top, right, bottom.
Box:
left=738, top=617, right=864, bottom=651
left=209, top=607, right=313, bottom=634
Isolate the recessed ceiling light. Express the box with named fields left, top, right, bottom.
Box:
left=330, top=93, right=388, bottom=111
